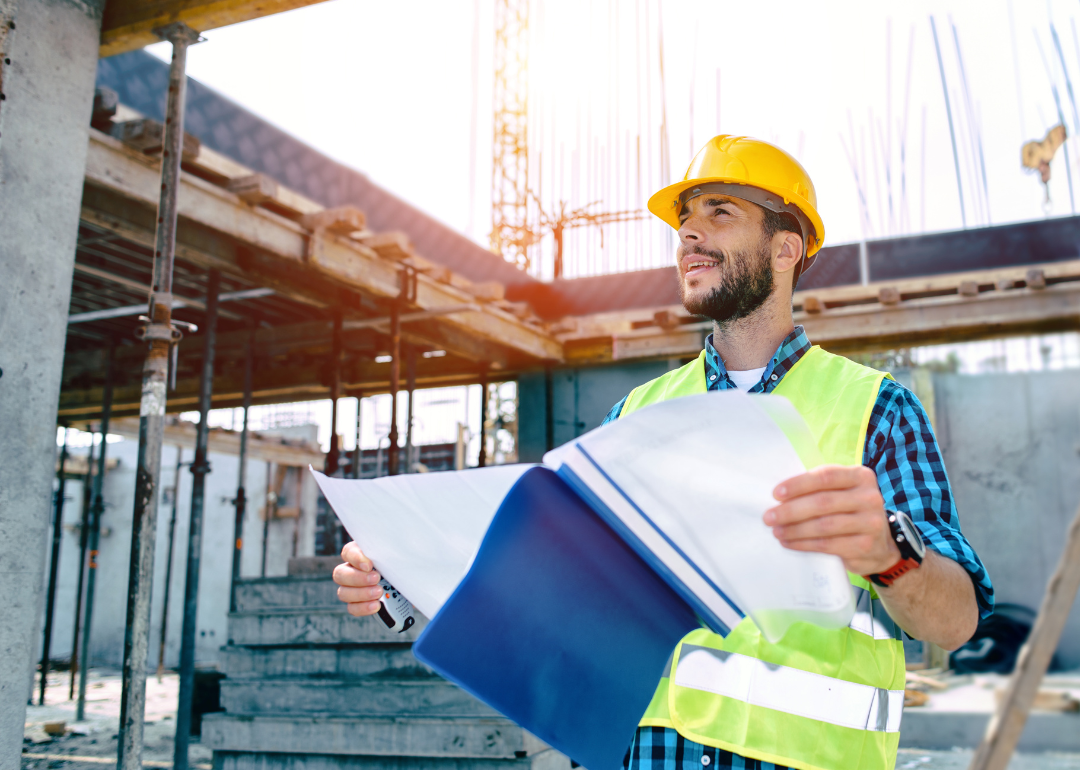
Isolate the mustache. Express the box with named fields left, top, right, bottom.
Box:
left=679, top=244, right=727, bottom=263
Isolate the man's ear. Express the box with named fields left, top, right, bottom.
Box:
left=772, top=231, right=803, bottom=275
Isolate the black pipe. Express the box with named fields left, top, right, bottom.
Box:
left=387, top=301, right=401, bottom=476
left=261, top=461, right=272, bottom=577
left=157, top=449, right=187, bottom=681
left=405, top=348, right=416, bottom=472
left=68, top=426, right=95, bottom=701
left=39, top=426, right=70, bottom=704
left=544, top=366, right=554, bottom=452
left=352, top=392, right=363, bottom=479
left=477, top=368, right=489, bottom=468
left=230, top=320, right=255, bottom=611
left=77, top=340, right=115, bottom=721
left=173, top=268, right=220, bottom=770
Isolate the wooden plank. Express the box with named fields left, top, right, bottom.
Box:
left=100, top=0, right=330, bottom=57
left=968, top=499, right=1080, bottom=770
left=81, top=130, right=562, bottom=363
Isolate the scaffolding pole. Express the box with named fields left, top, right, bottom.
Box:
left=404, top=347, right=416, bottom=473
left=229, top=321, right=255, bottom=610
left=477, top=368, right=489, bottom=468
left=39, top=425, right=70, bottom=704
left=77, top=341, right=115, bottom=722
left=387, top=302, right=401, bottom=476
left=68, top=425, right=95, bottom=701
left=157, top=448, right=185, bottom=681
left=173, top=268, right=220, bottom=770
left=352, top=392, right=363, bottom=479
left=116, top=22, right=201, bottom=770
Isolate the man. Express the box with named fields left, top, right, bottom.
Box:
left=334, top=135, right=993, bottom=770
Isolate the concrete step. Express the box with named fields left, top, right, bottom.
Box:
left=227, top=609, right=427, bottom=647
left=202, top=714, right=550, bottom=760
left=233, top=575, right=341, bottom=612
left=218, top=644, right=424, bottom=680
left=219, top=677, right=498, bottom=718
left=213, top=749, right=572, bottom=770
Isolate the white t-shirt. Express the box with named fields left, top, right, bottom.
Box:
left=727, top=366, right=767, bottom=392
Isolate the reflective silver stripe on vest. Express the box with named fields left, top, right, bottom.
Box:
left=674, top=645, right=905, bottom=733
left=849, top=586, right=904, bottom=641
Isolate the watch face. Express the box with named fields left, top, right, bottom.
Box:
left=893, top=511, right=926, bottom=559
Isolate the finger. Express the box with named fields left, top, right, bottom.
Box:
left=772, top=510, right=880, bottom=542
left=773, top=465, right=875, bottom=501
left=341, top=541, right=373, bottom=571
left=765, top=488, right=870, bottom=526
left=346, top=600, right=382, bottom=618
left=337, top=585, right=383, bottom=604
left=777, top=533, right=877, bottom=560
left=332, top=562, right=381, bottom=588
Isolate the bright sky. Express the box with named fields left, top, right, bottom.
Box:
left=148, top=0, right=1080, bottom=275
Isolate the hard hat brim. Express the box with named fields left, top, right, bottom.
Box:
left=647, top=177, right=825, bottom=257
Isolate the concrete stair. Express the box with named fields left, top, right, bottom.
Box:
left=206, top=570, right=568, bottom=770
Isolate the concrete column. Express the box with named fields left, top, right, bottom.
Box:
left=0, top=0, right=105, bottom=764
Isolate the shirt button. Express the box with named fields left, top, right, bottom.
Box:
left=701, top=755, right=711, bottom=766
left=770, top=374, right=778, bottom=381
left=709, top=375, right=717, bottom=381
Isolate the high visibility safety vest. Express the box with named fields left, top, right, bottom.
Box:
left=621, top=345, right=905, bottom=770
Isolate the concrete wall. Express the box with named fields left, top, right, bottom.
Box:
left=519, top=360, right=1080, bottom=666
left=930, top=369, right=1080, bottom=667
left=0, top=0, right=105, bottom=762
left=38, top=436, right=320, bottom=671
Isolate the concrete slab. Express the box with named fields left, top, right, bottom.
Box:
left=212, top=748, right=571, bottom=770
left=217, top=645, right=425, bottom=680
left=233, top=576, right=341, bottom=612
left=227, top=609, right=427, bottom=647
left=219, top=678, right=499, bottom=718
left=202, top=714, right=549, bottom=759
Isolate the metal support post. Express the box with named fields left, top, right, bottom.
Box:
left=387, top=302, right=401, bottom=476
left=69, top=426, right=96, bottom=701
left=260, top=461, right=273, bottom=577
left=157, top=448, right=185, bottom=681
left=39, top=426, right=70, bottom=704
left=173, top=269, right=220, bottom=770
left=544, top=366, right=554, bottom=452
left=117, top=22, right=200, bottom=770
left=78, top=342, right=115, bottom=722
left=230, top=321, right=255, bottom=610
left=404, top=347, right=416, bottom=473
left=477, top=368, right=489, bottom=468
left=352, top=392, right=363, bottom=479
left=326, top=312, right=342, bottom=476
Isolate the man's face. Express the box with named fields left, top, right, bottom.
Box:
left=675, top=195, right=776, bottom=326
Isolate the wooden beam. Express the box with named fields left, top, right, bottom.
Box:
left=968, top=500, right=1080, bottom=770
left=100, top=0, right=330, bottom=57
left=81, top=131, right=562, bottom=363
left=99, top=416, right=326, bottom=468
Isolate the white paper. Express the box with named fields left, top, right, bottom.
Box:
left=545, top=390, right=854, bottom=643
left=311, top=464, right=536, bottom=618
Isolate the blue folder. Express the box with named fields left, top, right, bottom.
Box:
left=412, top=467, right=702, bottom=770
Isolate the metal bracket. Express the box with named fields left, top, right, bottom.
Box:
left=400, top=264, right=418, bottom=304
left=136, top=316, right=197, bottom=390
left=153, top=21, right=204, bottom=46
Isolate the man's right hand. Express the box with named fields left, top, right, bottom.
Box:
left=333, top=541, right=383, bottom=617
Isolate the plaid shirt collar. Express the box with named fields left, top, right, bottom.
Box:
left=703, top=325, right=812, bottom=394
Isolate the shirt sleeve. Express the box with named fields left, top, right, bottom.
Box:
left=864, top=378, right=995, bottom=619
left=601, top=395, right=629, bottom=426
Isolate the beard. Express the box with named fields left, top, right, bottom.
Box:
left=678, top=238, right=775, bottom=327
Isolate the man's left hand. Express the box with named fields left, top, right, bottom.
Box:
left=764, top=465, right=900, bottom=576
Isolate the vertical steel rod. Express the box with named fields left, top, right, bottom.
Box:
left=173, top=269, right=220, bottom=770
left=321, top=313, right=343, bottom=554
left=157, top=448, right=184, bottom=681
left=78, top=342, right=115, bottom=721
left=477, top=369, right=489, bottom=468
left=39, top=426, right=70, bottom=705
left=260, top=462, right=272, bottom=578
left=352, top=393, right=363, bottom=479
left=387, top=302, right=401, bottom=476
left=117, top=23, right=201, bottom=770
left=404, top=347, right=416, bottom=473
left=230, top=321, right=255, bottom=610
left=68, top=426, right=96, bottom=700
left=929, top=16, right=967, bottom=228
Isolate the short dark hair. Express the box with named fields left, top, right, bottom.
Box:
left=760, top=207, right=807, bottom=289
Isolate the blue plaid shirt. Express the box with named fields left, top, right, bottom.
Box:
left=604, top=326, right=993, bottom=770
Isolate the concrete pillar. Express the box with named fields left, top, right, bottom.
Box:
left=0, top=0, right=105, bottom=763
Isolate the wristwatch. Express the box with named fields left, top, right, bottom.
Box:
left=865, top=509, right=926, bottom=587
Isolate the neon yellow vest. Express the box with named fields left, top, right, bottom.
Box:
left=621, top=346, right=904, bottom=770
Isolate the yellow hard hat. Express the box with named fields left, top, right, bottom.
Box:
left=648, top=135, right=826, bottom=262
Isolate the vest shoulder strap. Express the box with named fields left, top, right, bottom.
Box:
left=620, top=351, right=708, bottom=418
